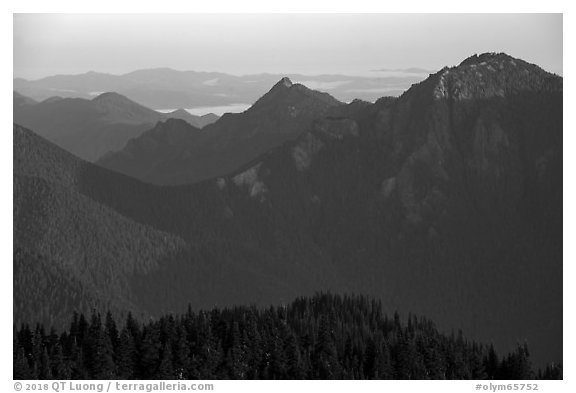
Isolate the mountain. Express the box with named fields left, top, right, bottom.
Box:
left=41, top=96, right=64, bottom=104
left=13, top=92, right=163, bottom=161
left=98, top=77, right=342, bottom=185
left=98, top=119, right=203, bottom=180
left=14, top=68, right=422, bottom=108
left=14, top=122, right=321, bottom=328
left=13, top=53, right=562, bottom=367
left=13, top=125, right=187, bottom=326
left=13, top=92, right=217, bottom=162
left=14, top=70, right=131, bottom=97
left=13, top=91, right=37, bottom=107
left=164, top=108, right=219, bottom=129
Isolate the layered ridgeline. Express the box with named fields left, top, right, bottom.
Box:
left=13, top=53, right=562, bottom=367
left=13, top=91, right=37, bottom=107
left=13, top=92, right=218, bottom=161
left=13, top=68, right=422, bottom=108
left=14, top=294, right=562, bottom=380
left=98, top=78, right=342, bottom=184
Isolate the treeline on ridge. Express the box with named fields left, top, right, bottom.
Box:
left=13, top=293, right=562, bottom=380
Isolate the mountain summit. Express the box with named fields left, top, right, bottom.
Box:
left=91, top=92, right=162, bottom=124
left=430, top=52, right=561, bottom=100
left=276, top=76, right=293, bottom=88
left=92, top=91, right=134, bottom=104
left=99, top=79, right=342, bottom=185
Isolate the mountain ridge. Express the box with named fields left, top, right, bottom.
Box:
left=14, top=67, right=424, bottom=107
left=13, top=91, right=219, bottom=161
left=13, top=53, right=563, bottom=368
left=98, top=77, right=342, bottom=184
left=13, top=124, right=188, bottom=327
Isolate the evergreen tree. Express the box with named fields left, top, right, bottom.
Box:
left=116, top=328, right=137, bottom=379
left=69, top=340, right=88, bottom=379
left=157, top=343, right=175, bottom=379
left=85, top=313, right=116, bottom=378
left=50, top=343, right=72, bottom=379
left=313, top=315, right=341, bottom=379
left=139, top=326, right=161, bottom=378
left=105, top=311, right=119, bottom=350
left=484, top=344, right=499, bottom=379
left=38, top=348, right=53, bottom=379
left=13, top=294, right=559, bottom=381
left=14, top=347, right=34, bottom=379
left=285, top=331, right=305, bottom=378
left=225, top=322, right=249, bottom=379
left=541, top=363, right=562, bottom=380
left=172, top=324, right=191, bottom=379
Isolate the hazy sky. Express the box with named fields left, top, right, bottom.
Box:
left=13, top=14, right=562, bottom=80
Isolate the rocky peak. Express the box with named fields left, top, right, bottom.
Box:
left=459, top=52, right=515, bottom=67
left=277, top=77, right=293, bottom=88
left=431, top=52, right=561, bottom=101
left=267, top=77, right=294, bottom=94
left=248, top=77, right=341, bottom=116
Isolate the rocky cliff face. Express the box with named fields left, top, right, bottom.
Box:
left=354, top=52, right=562, bottom=234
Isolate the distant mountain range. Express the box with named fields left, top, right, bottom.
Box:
left=371, top=67, right=436, bottom=74
left=13, top=68, right=425, bottom=109
left=13, top=92, right=218, bottom=161
left=13, top=53, right=562, bottom=368
left=98, top=77, right=342, bottom=185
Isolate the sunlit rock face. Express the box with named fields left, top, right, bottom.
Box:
left=232, top=162, right=268, bottom=198
left=433, top=52, right=561, bottom=101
